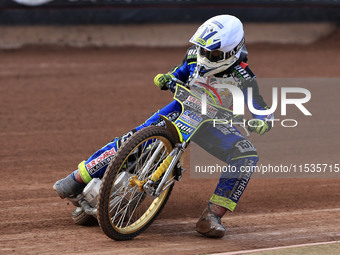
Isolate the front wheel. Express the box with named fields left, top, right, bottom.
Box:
left=97, top=126, right=176, bottom=240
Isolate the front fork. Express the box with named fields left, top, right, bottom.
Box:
left=136, top=141, right=187, bottom=198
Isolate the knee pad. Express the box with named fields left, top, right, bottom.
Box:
left=228, top=139, right=258, bottom=164
left=226, top=139, right=259, bottom=180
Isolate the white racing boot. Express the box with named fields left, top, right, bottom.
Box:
left=196, top=202, right=227, bottom=238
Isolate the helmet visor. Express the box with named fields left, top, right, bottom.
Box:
left=199, top=47, right=225, bottom=62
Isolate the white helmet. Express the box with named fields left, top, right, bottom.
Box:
left=189, top=15, right=245, bottom=77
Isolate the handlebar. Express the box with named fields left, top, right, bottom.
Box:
left=166, top=77, right=186, bottom=93
left=170, top=77, right=185, bottom=86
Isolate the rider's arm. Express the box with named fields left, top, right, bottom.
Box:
left=237, top=64, right=274, bottom=122
left=169, top=46, right=197, bottom=83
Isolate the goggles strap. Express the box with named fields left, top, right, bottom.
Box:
left=225, top=37, right=245, bottom=59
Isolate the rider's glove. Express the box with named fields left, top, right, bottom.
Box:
left=248, top=119, right=271, bottom=135
left=154, top=73, right=173, bottom=90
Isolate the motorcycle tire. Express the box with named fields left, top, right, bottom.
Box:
left=72, top=207, right=97, bottom=226
left=97, top=126, right=176, bottom=240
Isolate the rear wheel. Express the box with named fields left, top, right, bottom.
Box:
left=72, top=207, right=97, bottom=226
left=97, top=126, right=176, bottom=240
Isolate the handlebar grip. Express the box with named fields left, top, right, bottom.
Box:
left=171, top=77, right=185, bottom=86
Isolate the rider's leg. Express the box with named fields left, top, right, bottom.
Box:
left=193, top=123, right=258, bottom=238
left=53, top=100, right=181, bottom=199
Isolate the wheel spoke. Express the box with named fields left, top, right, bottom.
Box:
left=125, top=192, right=145, bottom=226
left=110, top=186, right=137, bottom=222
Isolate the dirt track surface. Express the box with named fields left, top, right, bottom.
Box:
left=1, top=31, right=340, bottom=254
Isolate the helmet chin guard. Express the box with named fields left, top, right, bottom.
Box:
left=196, top=51, right=240, bottom=77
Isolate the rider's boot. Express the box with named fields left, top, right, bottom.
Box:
left=53, top=170, right=86, bottom=199
left=196, top=202, right=227, bottom=238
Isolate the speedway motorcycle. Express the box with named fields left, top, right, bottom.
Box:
left=68, top=77, right=242, bottom=240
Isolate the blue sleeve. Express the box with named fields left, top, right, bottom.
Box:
left=170, top=60, right=192, bottom=82
left=242, top=78, right=274, bottom=122
left=169, top=46, right=197, bottom=83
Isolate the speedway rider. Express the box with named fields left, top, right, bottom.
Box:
left=54, top=15, right=272, bottom=238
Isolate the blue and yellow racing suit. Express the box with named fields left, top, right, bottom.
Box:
left=77, top=46, right=272, bottom=212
